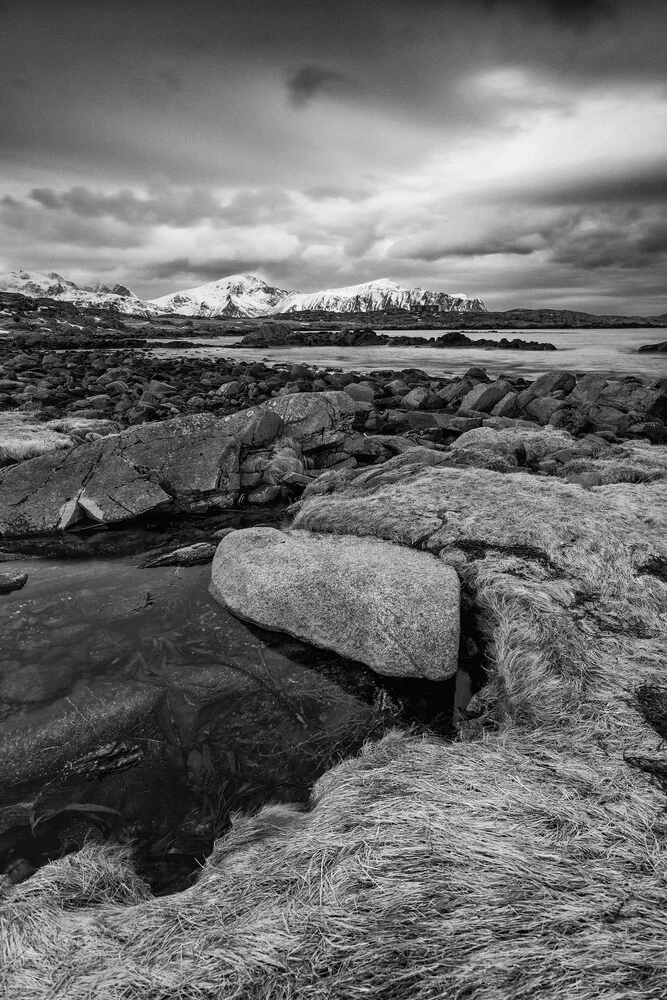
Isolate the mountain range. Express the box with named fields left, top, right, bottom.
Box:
left=0, top=268, right=156, bottom=316
left=0, top=269, right=486, bottom=317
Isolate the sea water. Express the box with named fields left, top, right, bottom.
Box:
left=151, top=327, right=667, bottom=380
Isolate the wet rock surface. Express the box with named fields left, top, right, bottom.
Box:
left=210, top=527, right=461, bottom=680
left=0, top=570, right=27, bottom=593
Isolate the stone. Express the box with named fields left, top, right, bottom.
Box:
left=436, top=380, right=473, bottom=405
left=344, top=383, right=376, bottom=403
left=564, top=374, right=608, bottom=406
left=523, top=397, right=564, bottom=425
left=401, top=387, right=432, bottom=410
left=517, top=371, right=576, bottom=408
left=0, top=572, right=28, bottom=595
left=140, top=543, right=218, bottom=568
left=0, top=393, right=356, bottom=537
left=459, top=380, right=513, bottom=414
left=384, top=379, right=410, bottom=396
left=490, top=391, right=519, bottom=418
left=434, top=414, right=484, bottom=434
left=638, top=340, right=667, bottom=353
left=210, top=527, right=460, bottom=681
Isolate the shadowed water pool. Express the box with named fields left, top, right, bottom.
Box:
left=0, top=550, right=474, bottom=892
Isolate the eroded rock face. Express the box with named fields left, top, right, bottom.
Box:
left=209, top=527, right=460, bottom=680
left=0, top=393, right=356, bottom=538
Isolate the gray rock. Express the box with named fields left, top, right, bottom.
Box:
left=523, top=397, right=564, bottom=425
left=344, top=383, right=376, bottom=403
left=401, top=386, right=432, bottom=410
left=564, top=374, right=608, bottom=406
left=0, top=393, right=355, bottom=537
left=385, top=379, right=410, bottom=396
left=490, top=391, right=519, bottom=418
left=0, top=572, right=28, bottom=594
left=517, top=371, right=576, bottom=408
left=210, top=527, right=460, bottom=680
left=140, top=542, right=218, bottom=568
left=459, top=380, right=513, bottom=414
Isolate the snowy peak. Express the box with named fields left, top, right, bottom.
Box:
left=0, top=268, right=160, bottom=317
left=149, top=273, right=293, bottom=318
left=149, top=274, right=485, bottom=317
left=278, top=278, right=484, bottom=314
left=1, top=267, right=485, bottom=318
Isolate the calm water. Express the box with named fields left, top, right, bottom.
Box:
left=151, top=327, right=667, bottom=380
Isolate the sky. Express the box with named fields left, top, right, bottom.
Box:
left=1, top=0, right=666, bottom=313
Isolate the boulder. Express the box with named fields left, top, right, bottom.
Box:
left=564, top=374, right=608, bottom=406
left=459, top=380, right=513, bottom=414
left=344, top=383, right=375, bottom=404
left=401, top=386, right=432, bottom=410
left=210, top=527, right=460, bottom=680
left=0, top=393, right=355, bottom=537
left=517, top=371, right=576, bottom=408
left=523, top=396, right=564, bottom=425
left=638, top=341, right=667, bottom=353
left=0, top=572, right=27, bottom=594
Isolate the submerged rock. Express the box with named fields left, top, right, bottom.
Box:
left=209, top=527, right=460, bottom=680
left=0, top=571, right=27, bottom=594
left=140, top=542, right=218, bottom=568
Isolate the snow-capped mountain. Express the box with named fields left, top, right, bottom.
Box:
left=278, top=278, right=485, bottom=314
left=0, top=269, right=160, bottom=317
left=2, top=268, right=486, bottom=318
left=149, top=274, right=485, bottom=316
left=149, top=273, right=292, bottom=318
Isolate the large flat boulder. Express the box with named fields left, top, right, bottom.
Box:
left=0, top=393, right=356, bottom=537
left=210, top=527, right=460, bottom=680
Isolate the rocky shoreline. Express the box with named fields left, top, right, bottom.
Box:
left=234, top=323, right=557, bottom=350
left=2, top=332, right=667, bottom=997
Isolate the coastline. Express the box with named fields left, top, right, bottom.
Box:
left=1, top=324, right=667, bottom=998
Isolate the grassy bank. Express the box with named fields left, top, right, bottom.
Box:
left=2, top=431, right=667, bottom=999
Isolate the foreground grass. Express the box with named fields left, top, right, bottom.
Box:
left=2, top=430, right=667, bottom=999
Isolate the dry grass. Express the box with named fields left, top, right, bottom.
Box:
left=2, top=436, right=667, bottom=999
left=0, top=413, right=75, bottom=464
left=0, top=413, right=119, bottom=465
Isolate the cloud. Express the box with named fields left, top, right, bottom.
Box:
left=481, top=0, right=615, bottom=26
left=141, top=257, right=272, bottom=284
left=508, top=164, right=667, bottom=206
left=29, top=185, right=223, bottom=228
left=549, top=207, right=667, bottom=269
left=286, top=65, right=357, bottom=108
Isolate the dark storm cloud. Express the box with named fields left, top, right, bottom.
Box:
left=286, top=66, right=358, bottom=108
left=510, top=166, right=667, bottom=206
left=142, top=258, right=270, bottom=283
left=479, top=0, right=615, bottom=26
left=26, top=185, right=293, bottom=228
left=412, top=239, right=538, bottom=261
left=0, top=195, right=144, bottom=249
left=549, top=208, right=667, bottom=269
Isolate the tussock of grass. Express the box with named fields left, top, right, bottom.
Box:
left=0, top=413, right=120, bottom=465
left=0, top=413, right=75, bottom=464
left=2, top=441, right=667, bottom=998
